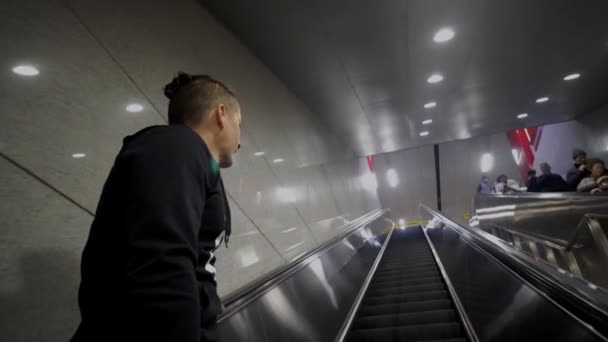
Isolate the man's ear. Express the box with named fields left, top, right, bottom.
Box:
left=215, top=104, right=226, bottom=129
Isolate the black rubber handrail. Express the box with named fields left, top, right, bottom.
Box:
left=217, top=208, right=390, bottom=321
left=420, top=203, right=608, bottom=340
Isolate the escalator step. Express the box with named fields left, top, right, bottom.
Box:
left=371, top=275, right=442, bottom=287
left=362, top=290, right=448, bottom=306
left=357, top=299, right=452, bottom=316
left=347, top=322, right=463, bottom=341
left=373, top=270, right=440, bottom=281
left=346, top=226, right=465, bottom=341
left=377, top=262, right=436, bottom=269
left=350, top=309, right=458, bottom=330
left=373, top=269, right=439, bottom=278
left=364, top=283, right=445, bottom=297
left=377, top=265, right=437, bottom=273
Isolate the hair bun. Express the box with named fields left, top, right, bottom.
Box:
left=164, top=71, right=193, bottom=100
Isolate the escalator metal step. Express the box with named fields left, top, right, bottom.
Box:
left=371, top=276, right=443, bottom=288
left=357, top=299, right=453, bottom=316
left=345, top=227, right=465, bottom=341
left=350, top=309, right=458, bottom=330
left=364, top=282, right=445, bottom=297
left=348, top=322, right=463, bottom=341
left=362, top=290, right=449, bottom=306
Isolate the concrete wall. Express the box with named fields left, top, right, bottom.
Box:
left=577, top=105, right=608, bottom=162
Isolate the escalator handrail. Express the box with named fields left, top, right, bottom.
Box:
left=420, top=203, right=608, bottom=339
left=421, top=225, right=480, bottom=342
left=334, top=225, right=395, bottom=342
left=218, top=208, right=389, bottom=322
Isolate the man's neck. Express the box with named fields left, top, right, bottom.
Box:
left=193, top=127, right=220, bottom=163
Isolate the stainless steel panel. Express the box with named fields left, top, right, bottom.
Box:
left=425, top=225, right=605, bottom=341
left=217, top=213, right=392, bottom=341
left=474, top=193, right=608, bottom=243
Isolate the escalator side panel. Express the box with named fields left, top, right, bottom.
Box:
left=426, top=227, right=603, bottom=342
left=217, top=221, right=389, bottom=342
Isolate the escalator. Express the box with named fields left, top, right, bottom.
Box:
left=346, top=227, right=467, bottom=341
left=217, top=207, right=608, bottom=342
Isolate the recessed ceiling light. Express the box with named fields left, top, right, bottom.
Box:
left=126, top=103, right=144, bottom=112
left=12, top=65, right=39, bottom=76
left=422, top=119, right=433, bottom=125
left=563, top=73, right=580, bottom=81
left=517, top=113, right=528, bottom=119
left=419, top=131, right=429, bottom=137
left=427, top=73, right=444, bottom=84
left=273, top=158, right=284, bottom=163
left=536, top=97, right=549, bottom=103
left=254, top=152, right=265, bottom=156
left=72, top=153, right=86, bottom=159
left=424, top=101, right=437, bottom=109
left=433, top=27, right=455, bottom=43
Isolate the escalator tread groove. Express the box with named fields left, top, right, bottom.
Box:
left=346, top=227, right=466, bottom=341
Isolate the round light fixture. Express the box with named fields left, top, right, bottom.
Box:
left=433, top=28, right=455, bottom=43
left=427, top=73, right=444, bottom=84
left=126, top=103, right=144, bottom=112
left=563, top=73, right=580, bottom=81
left=12, top=65, right=39, bottom=76
left=424, top=101, right=437, bottom=109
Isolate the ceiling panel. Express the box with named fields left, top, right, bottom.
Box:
left=202, top=0, right=608, bottom=156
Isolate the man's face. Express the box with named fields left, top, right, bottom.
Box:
left=575, top=155, right=586, bottom=165
left=217, top=107, right=241, bottom=168
left=540, top=163, right=551, bottom=175
left=592, top=163, right=605, bottom=178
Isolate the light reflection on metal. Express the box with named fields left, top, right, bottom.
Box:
left=387, top=168, right=399, bottom=188
left=480, top=153, right=494, bottom=173
left=285, top=241, right=304, bottom=252
left=275, top=187, right=298, bottom=203
left=476, top=205, right=516, bottom=213
left=477, top=211, right=515, bottom=220
left=309, top=259, right=339, bottom=309
left=360, top=172, right=378, bottom=191
left=237, top=245, right=260, bottom=267
left=265, top=288, right=318, bottom=340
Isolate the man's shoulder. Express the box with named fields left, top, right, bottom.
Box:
left=120, top=125, right=210, bottom=166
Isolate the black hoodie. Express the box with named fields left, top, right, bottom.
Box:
left=72, top=125, right=231, bottom=342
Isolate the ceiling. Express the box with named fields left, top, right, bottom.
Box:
left=202, top=0, right=608, bottom=157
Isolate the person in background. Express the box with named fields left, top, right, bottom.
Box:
left=535, top=162, right=568, bottom=192
left=526, top=169, right=539, bottom=192
left=494, top=174, right=508, bottom=194
left=577, top=159, right=608, bottom=194
left=567, top=149, right=591, bottom=190
left=477, top=176, right=492, bottom=194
